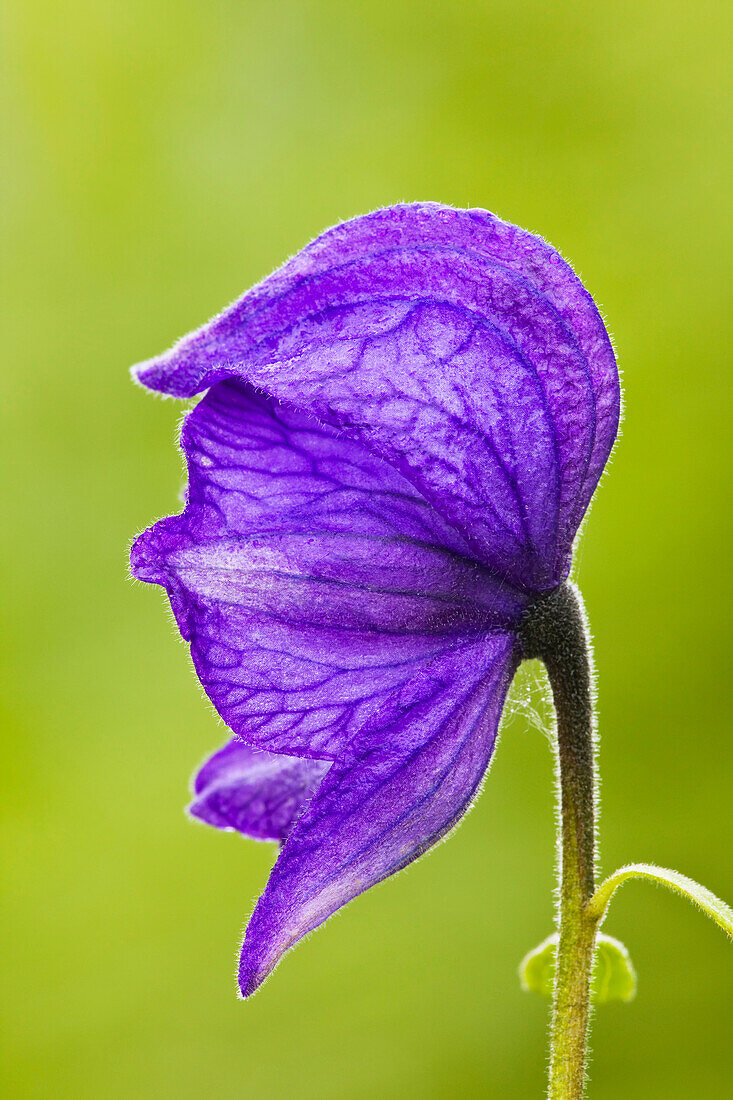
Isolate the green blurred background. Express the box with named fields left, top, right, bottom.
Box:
left=2, top=1, right=731, bottom=1096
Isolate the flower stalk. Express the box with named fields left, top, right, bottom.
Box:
left=519, top=582, right=601, bottom=1099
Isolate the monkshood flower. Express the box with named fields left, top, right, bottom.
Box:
left=131, top=202, right=621, bottom=998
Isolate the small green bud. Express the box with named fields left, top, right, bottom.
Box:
left=519, top=933, right=636, bottom=1004
left=592, top=935, right=637, bottom=1003
left=519, top=935, right=557, bottom=999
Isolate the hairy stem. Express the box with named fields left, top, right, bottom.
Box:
left=519, top=582, right=601, bottom=1099
left=588, top=863, right=733, bottom=937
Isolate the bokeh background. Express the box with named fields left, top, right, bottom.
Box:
left=2, top=1, right=731, bottom=1096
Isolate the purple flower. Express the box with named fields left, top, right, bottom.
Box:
left=131, top=203, right=619, bottom=997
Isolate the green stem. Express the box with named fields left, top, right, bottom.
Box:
left=519, top=582, right=602, bottom=1100
left=587, top=863, right=733, bottom=936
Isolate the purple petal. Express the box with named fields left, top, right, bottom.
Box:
left=237, top=630, right=517, bottom=996
left=131, top=381, right=528, bottom=758
left=189, top=739, right=329, bottom=841
left=133, top=203, right=619, bottom=588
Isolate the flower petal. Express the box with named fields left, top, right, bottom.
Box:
left=131, top=382, right=527, bottom=758
left=236, top=630, right=517, bottom=996
left=189, top=739, right=329, bottom=841
left=134, top=203, right=619, bottom=589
